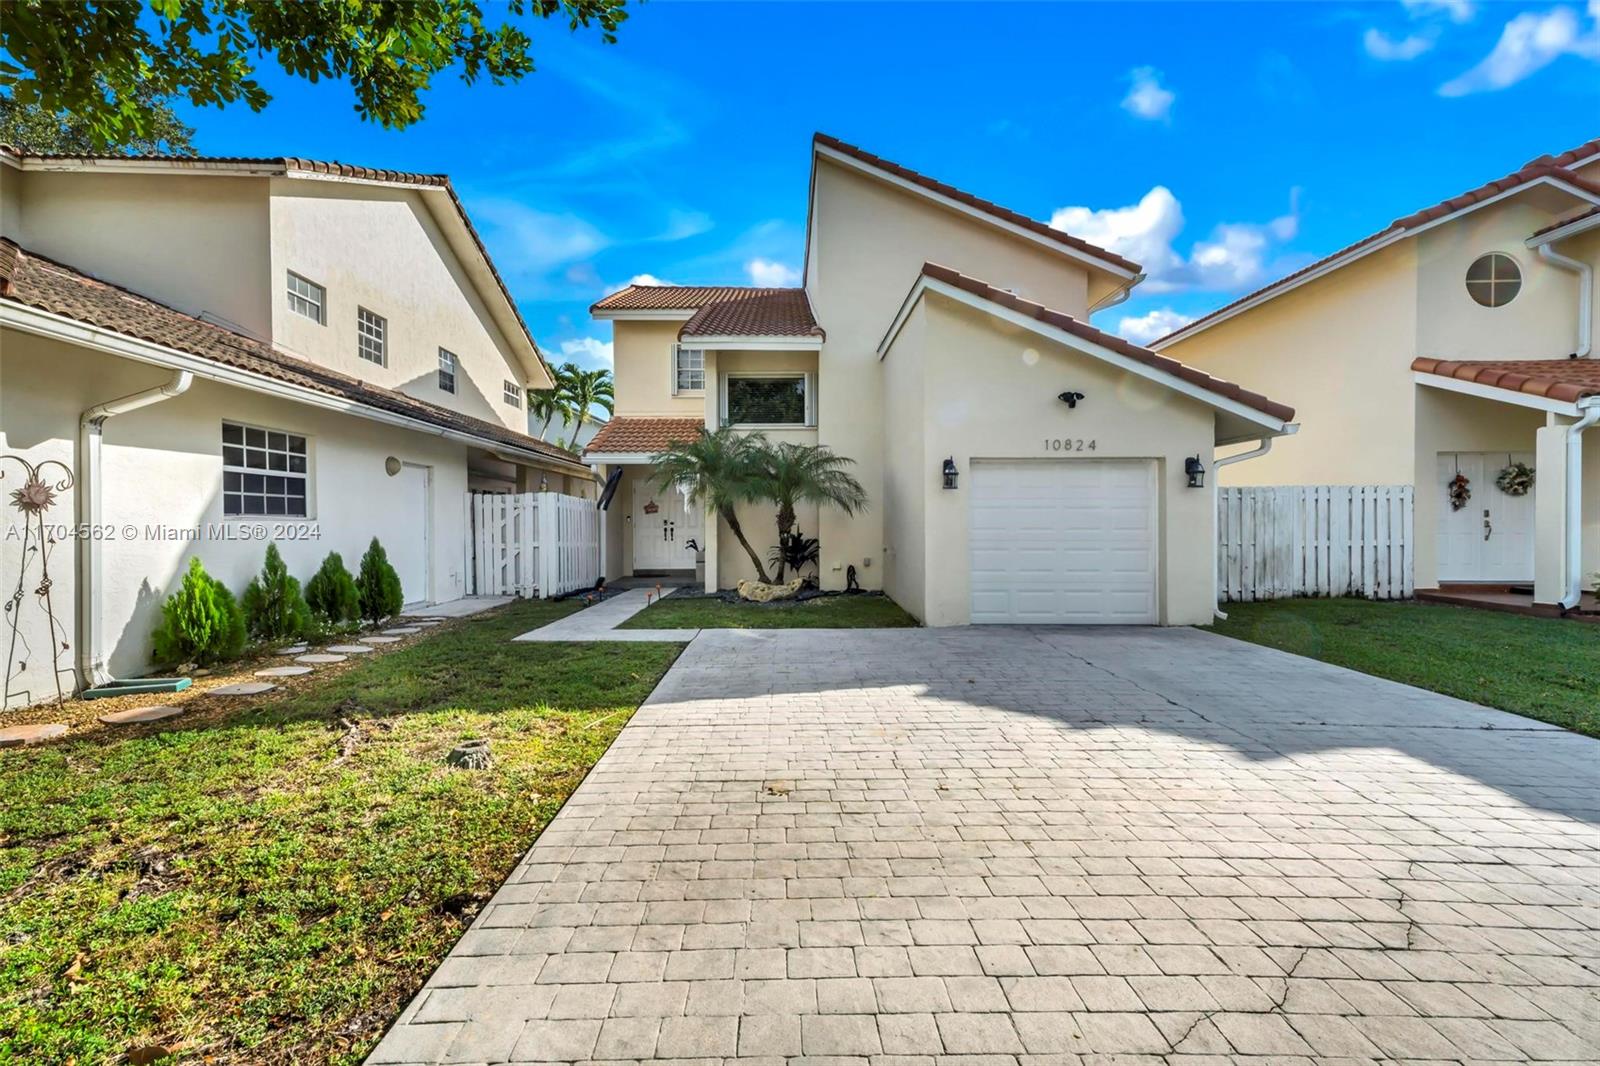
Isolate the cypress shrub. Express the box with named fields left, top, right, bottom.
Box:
left=151, top=557, right=247, bottom=666
left=241, top=543, right=313, bottom=641
left=305, top=551, right=361, bottom=628
left=356, top=537, right=404, bottom=624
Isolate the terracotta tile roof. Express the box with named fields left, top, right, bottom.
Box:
left=584, top=417, right=705, bottom=455
left=0, top=239, right=588, bottom=471
left=0, top=148, right=550, bottom=382
left=917, top=263, right=1295, bottom=423
left=1532, top=203, right=1600, bottom=238
left=592, top=285, right=823, bottom=340
left=1412, top=357, right=1600, bottom=405
left=592, top=285, right=759, bottom=312
left=1156, top=155, right=1600, bottom=348
left=1537, top=136, right=1600, bottom=169
left=813, top=133, right=1141, bottom=277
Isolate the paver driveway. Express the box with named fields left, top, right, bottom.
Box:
left=370, top=626, right=1600, bottom=1065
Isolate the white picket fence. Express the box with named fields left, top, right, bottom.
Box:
left=1218, top=486, right=1414, bottom=602
left=465, top=491, right=600, bottom=599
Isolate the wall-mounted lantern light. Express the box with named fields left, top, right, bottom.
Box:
left=942, top=457, right=959, bottom=490
left=539, top=474, right=549, bottom=492
left=1057, top=390, right=1085, bottom=409
left=1184, top=455, right=1206, bottom=489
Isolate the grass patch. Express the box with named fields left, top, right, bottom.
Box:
left=0, top=600, right=683, bottom=1065
left=1210, top=598, right=1600, bottom=737
left=620, top=592, right=919, bottom=629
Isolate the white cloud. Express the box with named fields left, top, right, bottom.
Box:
left=746, top=258, right=801, bottom=287
left=1121, top=66, right=1175, bottom=121
left=1403, top=0, right=1476, bottom=23
left=1051, top=186, right=1299, bottom=294
left=471, top=200, right=608, bottom=278
left=556, top=336, right=614, bottom=368
left=1439, top=5, right=1600, bottom=96
left=601, top=272, right=677, bottom=296
left=1364, top=28, right=1436, bottom=60
left=1117, top=308, right=1195, bottom=346
left=655, top=209, right=714, bottom=242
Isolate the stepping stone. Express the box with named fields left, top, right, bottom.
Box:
left=409, top=619, right=444, bottom=626
left=325, top=644, right=374, bottom=654
left=212, top=682, right=277, bottom=696
left=382, top=627, right=421, bottom=635
left=0, top=722, right=67, bottom=747
left=296, top=653, right=347, bottom=664
left=276, top=644, right=309, bottom=655
left=98, top=705, right=184, bottom=726
left=360, top=635, right=402, bottom=644
left=255, top=665, right=312, bottom=678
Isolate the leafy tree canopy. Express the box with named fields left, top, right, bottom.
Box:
left=0, top=0, right=630, bottom=150
left=0, top=84, right=195, bottom=154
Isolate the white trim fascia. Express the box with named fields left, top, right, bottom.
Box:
left=0, top=301, right=591, bottom=472
left=813, top=143, right=1139, bottom=282
left=1154, top=175, right=1600, bottom=350
left=883, top=275, right=1290, bottom=436
left=1411, top=369, right=1583, bottom=416
left=591, top=309, right=696, bottom=322
left=1526, top=211, right=1600, bottom=246
left=680, top=335, right=823, bottom=351
left=581, top=452, right=663, bottom=465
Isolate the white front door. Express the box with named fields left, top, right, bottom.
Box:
left=969, top=459, right=1159, bottom=624
left=633, top=481, right=703, bottom=571
left=390, top=462, right=432, bottom=606
left=1435, top=452, right=1536, bottom=582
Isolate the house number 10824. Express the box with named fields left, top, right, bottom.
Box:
left=1044, top=438, right=1097, bottom=452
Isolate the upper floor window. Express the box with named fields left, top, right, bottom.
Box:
left=222, top=421, right=308, bottom=517
left=1466, top=253, right=1521, bottom=308
left=438, top=348, right=458, bottom=394
left=725, top=373, right=811, bottom=427
left=503, top=380, right=523, bottom=407
left=357, top=307, right=387, bottom=365
left=286, top=271, right=325, bottom=324
left=674, top=346, right=705, bottom=393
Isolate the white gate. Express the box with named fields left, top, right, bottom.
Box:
left=1218, top=486, right=1414, bottom=602
left=466, top=492, right=599, bottom=598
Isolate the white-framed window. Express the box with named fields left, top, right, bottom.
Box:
left=222, top=421, right=309, bottom=517
left=1466, top=253, right=1522, bottom=308
left=674, top=345, right=705, bottom=393
left=503, top=380, right=523, bottom=407
left=438, top=348, right=457, bottom=393
left=286, top=271, right=325, bottom=324
left=723, top=372, right=812, bottom=427
left=357, top=307, right=387, bottom=365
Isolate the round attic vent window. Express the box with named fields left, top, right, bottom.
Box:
left=1465, top=253, right=1521, bottom=308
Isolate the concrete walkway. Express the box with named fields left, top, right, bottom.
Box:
left=370, top=626, right=1600, bottom=1065
left=513, top=589, right=697, bottom=643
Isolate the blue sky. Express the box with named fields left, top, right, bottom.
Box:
left=179, top=0, right=1599, bottom=364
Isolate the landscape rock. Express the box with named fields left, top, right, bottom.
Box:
left=736, top=578, right=804, bottom=603
left=446, top=739, right=492, bottom=770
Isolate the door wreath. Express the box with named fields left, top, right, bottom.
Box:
left=1447, top=472, right=1471, bottom=511
left=1494, top=460, right=1534, bottom=497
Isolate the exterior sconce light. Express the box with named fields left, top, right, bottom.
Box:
left=942, top=457, right=959, bottom=490
left=1185, top=455, right=1206, bottom=489
left=1057, top=390, right=1085, bottom=408
left=384, top=456, right=402, bottom=477
left=539, top=474, right=549, bottom=492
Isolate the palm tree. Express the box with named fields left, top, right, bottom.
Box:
left=652, top=428, right=773, bottom=584
left=564, top=364, right=615, bottom=448
left=754, top=441, right=868, bottom=580
left=528, top=362, right=576, bottom=440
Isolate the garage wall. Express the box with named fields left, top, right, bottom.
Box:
left=881, top=302, right=928, bottom=620
left=883, top=294, right=1219, bottom=626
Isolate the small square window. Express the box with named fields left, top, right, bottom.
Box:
left=286, top=272, right=325, bottom=324
left=674, top=346, right=705, bottom=393
left=357, top=307, right=387, bottom=365
left=222, top=421, right=309, bottom=518
left=438, top=348, right=458, bottom=394
left=503, top=380, right=523, bottom=407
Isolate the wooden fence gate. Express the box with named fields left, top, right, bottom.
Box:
left=1217, top=485, right=1414, bottom=601
left=465, top=491, right=599, bottom=599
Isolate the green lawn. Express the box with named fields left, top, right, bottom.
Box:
left=1211, top=598, right=1600, bottom=737
left=620, top=592, right=920, bottom=629
left=0, top=600, right=683, bottom=1065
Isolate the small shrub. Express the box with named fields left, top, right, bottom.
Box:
left=151, top=557, right=247, bottom=666
left=305, top=551, right=361, bottom=628
left=240, top=543, right=312, bottom=641
left=356, top=537, right=404, bottom=624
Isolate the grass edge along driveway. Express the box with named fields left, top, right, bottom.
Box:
left=0, top=599, right=683, bottom=1066
left=1211, top=597, right=1599, bottom=738
left=619, top=591, right=919, bottom=629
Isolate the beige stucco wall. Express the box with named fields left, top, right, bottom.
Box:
left=880, top=302, right=928, bottom=620
left=2, top=329, right=471, bottom=704
left=268, top=180, right=531, bottom=433
left=807, top=158, right=1111, bottom=591
left=612, top=320, right=705, bottom=418
left=4, top=169, right=273, bottom=338
left=883, top=294, right=1218, bottom=626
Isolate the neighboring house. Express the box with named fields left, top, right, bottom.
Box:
left=586, top=133, right=1294, bottom=626
left=0, top=149, right=593, bottom=708
left=1157, top=137, right=1600, bottom=612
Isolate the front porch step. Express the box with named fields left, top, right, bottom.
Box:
left=1416, top=585, right=1600, bottom=621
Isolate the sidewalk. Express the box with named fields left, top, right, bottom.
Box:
left=512, top=589, right=698, bottom=642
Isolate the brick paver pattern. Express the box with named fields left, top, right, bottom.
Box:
left=369, top=626, right=1600, bottom=1065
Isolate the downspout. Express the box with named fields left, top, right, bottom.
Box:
left=1209, top=425, right=1298, bottom=620
left=77, top=370, right=194, bottom=687
left=1561, top=400, right=1600, bottom=611
left=1536, top=241, right=1592, bottom=359
left=1088, top=273, right=1147, bottom=314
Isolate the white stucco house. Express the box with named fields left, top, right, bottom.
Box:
left=0, top=148, right=594, bottom=709
left=1158, top=135, right=1600, bottom=615
left=585, top=133, right=1295, bottom=627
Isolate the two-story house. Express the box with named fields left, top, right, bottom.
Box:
left=0, top=148, right=593, bottom=707
left=585, top=134, right=1295, bottom=627
left=1157, top=137, right=1600, bottom=614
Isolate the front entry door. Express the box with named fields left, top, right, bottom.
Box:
left=1436, top=452, right=1536, bottom=582
left=633, top=482, right=704, bottom=571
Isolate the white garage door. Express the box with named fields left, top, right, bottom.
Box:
left=970, top=459, right=1158, bottom=624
